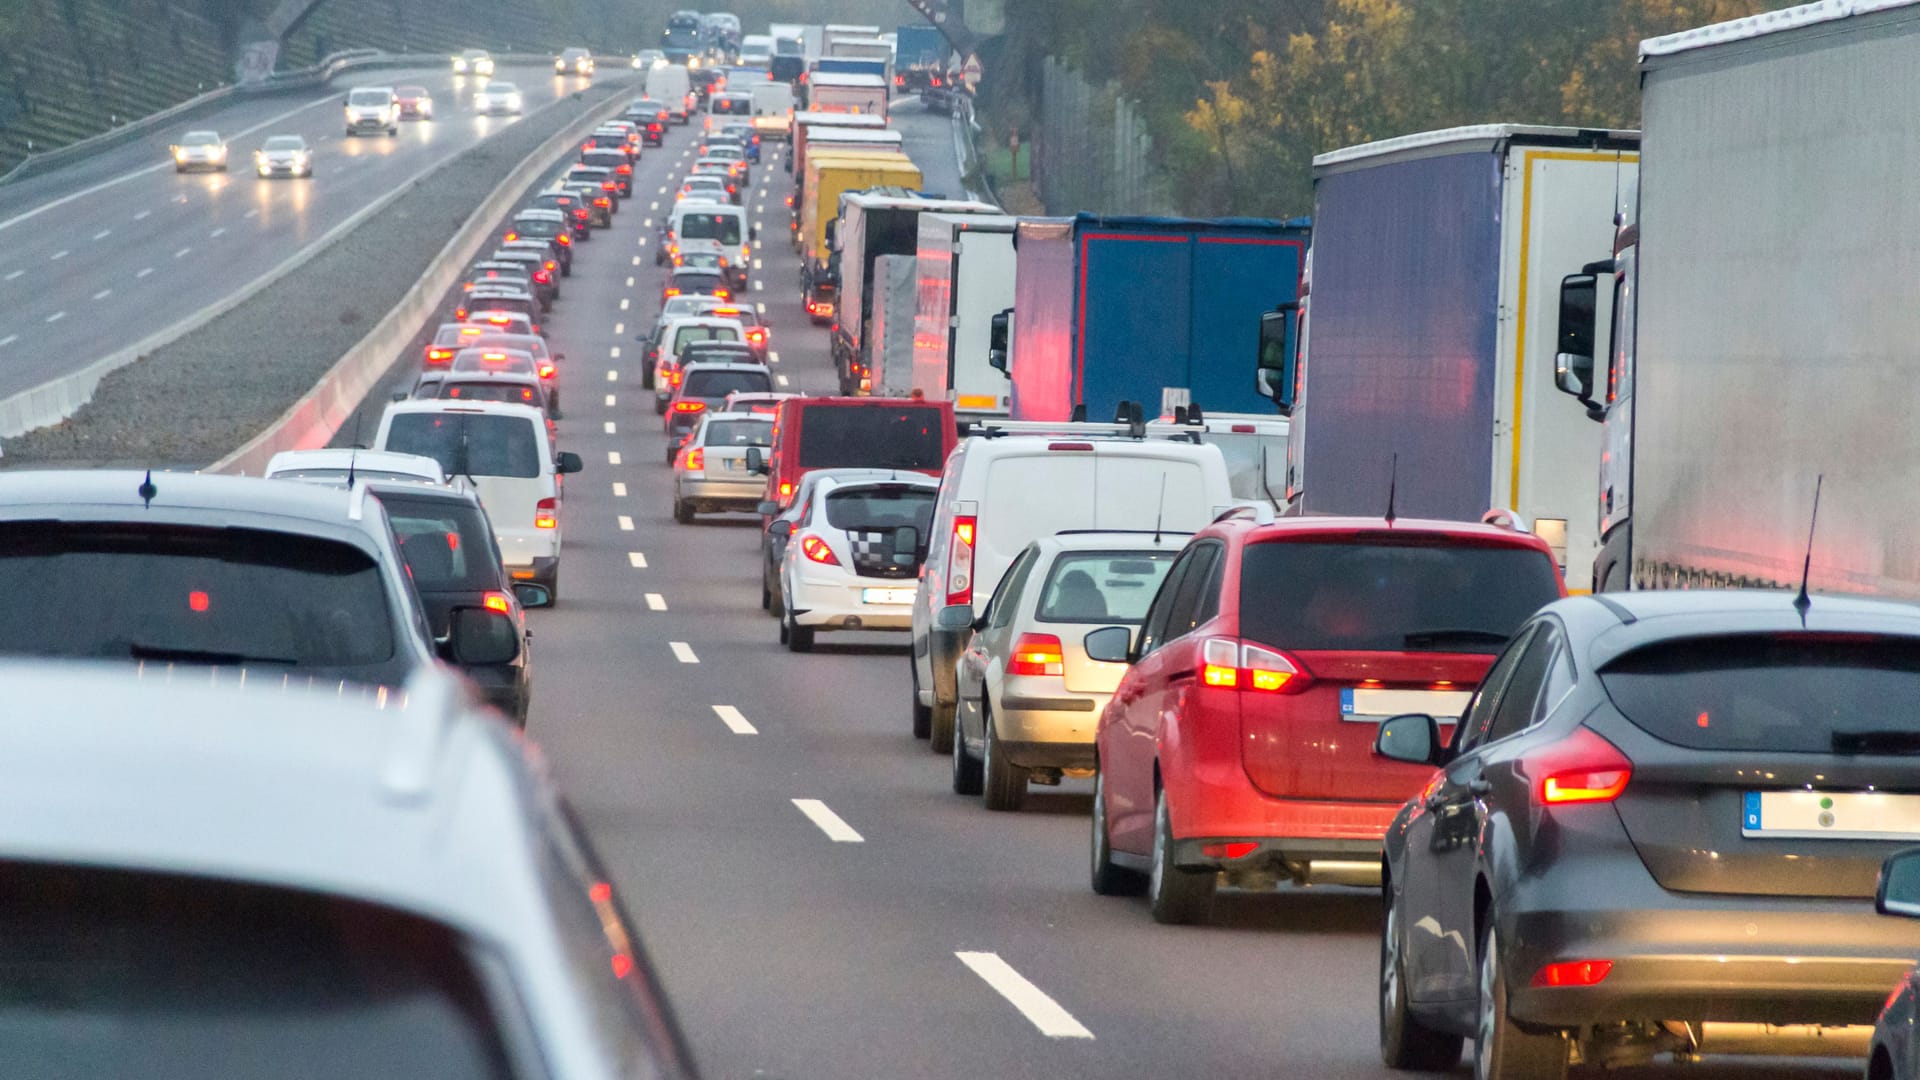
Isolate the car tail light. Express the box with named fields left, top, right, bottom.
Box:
left=557, top=233, right=571, bottom=246
left=1532, top=960, right=1613, bottom=988
left=778, top=481, right=795, bottom=499
left=674, top=401, right=706, bottom=412
left=1049, top=442, right=1094, bottom=452
left=603, top=180, right=617, bottom=191
left=1531, top=727, right=1633, bottom=805
left=483, top=591, right=512, bottom=614
left=454, top=306, right=470, bottom=320
left=747, top=329, right=766, bottom=344
left=1200, top=841, right=1258, bottom=859
left=617, top=164, right=632, bottom=174
left=800, top=534, right=840, bottom=565
left=537, top=362, right=556, bottom=379
left=682, top=446, right=705, bottom=469
left=427, top=347, right=454, bottom=364
left=669, top=370, right=683, bottom=388
left=1008, top=633, right=1064, bottom=677
left=504, top=231, right=519, bottom=242
left=595, top=197, right=611, bottom=208
left=664, top=287, right=681, bottom=298
left=535, top=498, right=557, bottom=529
left=543, top=260, right=556, bottom=272
left=535, top=269, right=552, bottom=284
left=945, top=514, right=977, bottom=607
left=1200, top=638, right=1310, bottom=694
left=714, top=289, right=730, bottom=299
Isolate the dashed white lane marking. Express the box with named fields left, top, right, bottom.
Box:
left=0, top=334, right=17, bottom=347
left=628, top=551, right=648, bottom=568
left=243, top=208, right=258, bottom=219
left=174, top=247, right=191, bottom=258
left=133, top=210, right=151, bottom=221
left=174, top=195, right=187, bottom=204
left=658, top=186, right=668, bottom=195
left=605, top=394, right=617, bottom=407
left=642, top=219, right=652, bottom=228
left=753, top=258, right=763, bottom=270
left=49, top=249, right=67, bottom=261
left=3, top=270, right=22, bottom=281
left=603, top=421, right=617, bottom=434
left=955, top=953, right=1095, bottom=1039
left=791, top=799, right=863, bottom=842
left=626, top=276, right=635, bottom=287
left=637, top=237, right=647, bottom=247
left=136, top=267, right=154, bottom=278
left=756, top=302, right=765, bottom=314
left=670, top=641, right=699, bottom=664
left=632, top=255, right=642, bottom=266
left=614, top=322, right=625, bottom=335
left=612, top=481, right=628, bottom=496
left=209, top=227, right=226, bottom=238
left=619, top=298, right=630, bottom=310
left=44, top=310, right=65, bottom=323
left=607, top=368, right=619, bottom=381
left=609, top=450, right=623, bottom=465
left=647, top=592, right=669, bottom=612
left=777, top=374, right=790, bottom=387
left=91, top=229, right=110, bottom=240
left=752, top=279, right=763, bottom=291
left=713, top=704, right=756, bottom=734
left=769, top=350, right=780, bottom=364
left=610, top=345, right=621, bottom=358
left=91, top=289, right=111, bottom=300
left=618, top=515, right=635, bottom=531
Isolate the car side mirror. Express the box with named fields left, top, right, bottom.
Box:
left=1554, top=272, right=1600, bottom=409
left=988, top=308, right=1012, bottom=374
left=767, top=518, right=794, bottom=538
left=556, top=451, right=584, bottom=474
left=512, top=583, right=552, bottom=609
left=1878, top=848, right=1920, bottom=918
left=935, top=604, right=976, bottom=633
left=1083, top=626, right=1133, bottom=664
left=745, top=447, right=766, bottom=474
left=757, top=499, right=780, bottom=516
left=1374, top=713, right=1444, bottom=766
left=443, top=606, right=520, bottom=666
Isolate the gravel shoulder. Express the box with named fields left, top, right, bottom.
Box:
left=0, top=77, right=632, bottom=468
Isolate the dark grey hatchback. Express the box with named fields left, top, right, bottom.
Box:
left=1374, top=590, right=1920, bottom=1080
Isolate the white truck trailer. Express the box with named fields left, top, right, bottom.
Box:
left=911, top=212, right=1017, bottom=420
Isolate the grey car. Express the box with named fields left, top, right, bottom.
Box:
left=0, top=661, right=695, bottom=1079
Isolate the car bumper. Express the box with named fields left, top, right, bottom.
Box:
left=503, top=555, right=560, bottom=588
left=790, top=572, right=913, bottom=631
left=993, top=680, right=1107, bottom=766
left=678, top=472, right=764, bottom=507
left=1169, top=768, right=1403, bottom=864
left=346, top=116, right=391, bottom=130
left=256, top=162, right=307, bottom=175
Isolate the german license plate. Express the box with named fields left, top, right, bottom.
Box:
left=1742, top=791, right=1920, bottom=840
left=1341, top=688, right=1471, bottom=723
left=861, top=588, right=914, bottom=605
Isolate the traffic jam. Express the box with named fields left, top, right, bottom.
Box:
left=7, top=3, right=1920, bottom=1079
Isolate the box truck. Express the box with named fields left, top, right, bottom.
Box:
left=832, top=193, right=1000, bottom=394
left=1009, top=214, right=1307, bottom=424
left=788, top=112, right=891, bottom=176
left=1551, top=2, right=1920, bottom=596
left=797, top=153, right=921, bottom=323
left=867, top=254, right=919, bottom=397
left=1284, top=125, right=1637, bottom=587
left=808, top=72, right=889, bottom=119
left=912, top=212, right=1017, bottom=420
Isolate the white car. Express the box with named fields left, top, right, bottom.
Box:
left=253, top=134, right=313, bottom=178
left=169, top=130, right=226, bottom=172
left=344, top=86, right=398, bottom=136
left=651, top=316, right=745, bottom=405
left=263, top=448, right=445, bottom=485
left=375, top=400, right=582, bottom=598
left=475, top=81, right=524, bottom=116
left=779, top=472, right=940, bottom=652
left=452, top=48, right=495, bottom=76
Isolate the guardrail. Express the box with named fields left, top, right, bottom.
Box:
left=950, top=93, right=994, bottom=205
left=209, top=81, right=634, bottom=475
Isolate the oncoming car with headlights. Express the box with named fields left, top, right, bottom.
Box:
left=170, top=130, right=227, bottom=172
left=253, top=134, right=312, bottom=178
left=344, top=87, right=398, bottom=136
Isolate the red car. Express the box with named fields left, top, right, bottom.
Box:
left=1085, top=512, right=1566, bottom=924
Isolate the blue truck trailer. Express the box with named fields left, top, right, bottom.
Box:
left=895, top=24, right=948, bottom=92
left=1285, top=125, right=1636, bottom=585
left=1007, top=214, right=1307, bottom=423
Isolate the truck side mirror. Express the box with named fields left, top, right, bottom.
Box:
left=988, top=308, right=1012, bottom=374
left=1554, top=273, right=1599, bottom=403
left=1256, top=304, right=1300, bottom=415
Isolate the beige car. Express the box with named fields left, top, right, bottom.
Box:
left=949, top=532, right=1185, bottom=811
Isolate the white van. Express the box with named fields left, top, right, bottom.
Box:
left=749, top=82, right=796, bottom=140
left=374, top=400, right=583, bottom=598
left=909, top=433, right=1233, bottom=750
left=704, top=91, right=755, bottom=132
left=668, top=202, right=753, bottom=280
left=651, top=316, right=746, bottom=408
left=645, top=64, right=694, bottom=123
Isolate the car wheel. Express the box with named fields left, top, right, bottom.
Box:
left=1090, top=762, right=1146, bottom=895
left=950, top=699, right=984, bottom=795
left=784, top=607, right=813, bottom=652
left=981, top=706, right=1027, bottom=811
left=543, top=568, right=561, bottom=606
left=1147, top=786, right=1215, bottom=925
left=674, top=498, right=694, bottom=524
left=910, top=656, right=932, bottom=739
left=1380, top=884, right=1464, bottom=1070
left=929, top=697, right=956, bottom=755
left=655, top=248, right=668, bottom=266
left=767, top=570, right=785, bottom=618
left=760, top=576, right=772, bottom=611
left=1475, top=924, right=1568, bottom=1080
left=561, top=262, right=572, bottom=278
left=655, top=397, right=669, bottom=416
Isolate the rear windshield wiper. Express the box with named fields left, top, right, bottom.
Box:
left=1402, top=628, right=1511, bottom=648
left=1832, top=729, right=1920, bottom=755
left=126, top=643, right=298, bottom=667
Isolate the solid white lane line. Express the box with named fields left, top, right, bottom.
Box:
left=670, top=641, right=699, bottom=663
left=133, top=210, right=150, bottom=221
left=603, top=421, right=616, bottom=434
left=92, top=229, right=110, bottom=240
left=3, top=270, right=22, bottom=281
left=45, top=310, right=65, bottom=323
left=647, top=592, right=669, bottom=611
left=174, top=247, right=191, bottom=258
left=91, top=289, right=111, bottom=300
left=0, top=335, right=16, bottom=347
left=628, top=551, right=648, bottom=568
left=713, top=704, right=756, bottom=734
left=49, top=249, right=67, bottom=261
left=614, top=322, right=624, bottom=335
left=612, top=481, right=628, bottom=496
left=955, top=953, right=1095, bottom=1039
left=136, top=267, right=153, bottom=278
left=209, top=227, right=226, bottom=238
left=619, top=298, right=630, bottom=310
left=609, top=450, right=623, bottom=465
left=605, top=394, right=617, bottom=407
left=791, top=799, right=863, bottom=842
left=618, top=515, right=635, bottom=531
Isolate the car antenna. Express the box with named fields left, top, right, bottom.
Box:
left=1384, top=453, right=1398, bottom=526
left=1152, top=474, right=1168, bottom=544
left=1793, top=474, right=1823, bottom=621
left=137, top=469, right=157, bottom=509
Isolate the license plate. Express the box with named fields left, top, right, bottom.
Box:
left=1340, top=688, right=1471, bottom=723
left=1743, top=791, right=1920, bottom=840
left=861, top=588, right=914, bottom=605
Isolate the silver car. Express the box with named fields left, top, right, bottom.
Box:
left=475, top=81, right=524, bottom=116
left=672, top=411, right=774, bottom=521
left=0, top=662, right=694, bottom=1078
left=169, top=129, right=227, bottom=172
left=950, top=531, right=1185, bottom=810
left=254, top=134, right=313, bottom=178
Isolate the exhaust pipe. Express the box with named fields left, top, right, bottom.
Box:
left=1693, top=1023, right=1872, bottom=1059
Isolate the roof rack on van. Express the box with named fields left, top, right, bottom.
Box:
left=964, top=417, right=1203, bottom=444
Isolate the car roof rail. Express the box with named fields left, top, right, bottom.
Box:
left=1481, top=507, right=1533, bottom=533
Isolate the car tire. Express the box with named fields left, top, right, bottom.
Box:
left=674, top=498, right=695, bottom=524
left=1148, top=787, right=1215, bottom=925
left=543, top=568, right=561, bottom=606
left=666, top=442, right=679, bottom=465
left=768, top=571, right=785, bottom=618
left=929, top=698, right=956, bottom=755
left=561, top=262, right=572, bottom=278
left=981, top=708, right=1027, bottom=811
left=1090, top=762, right=1146, bottom=896
left=655, top=397, right=669, bottom=416
left=950, top=701, right=983, bottom=795
left=1380, top=885, right=1464, bottom=1070
left=1475, top=925, right=1568, bottom=1080
left=910, top=657, right=932, bottom=739
left=548, top=390, right=562, bottom=414
left=784, top=607, right=813, bottom=652
left=760, top=576, right=772, bottom=612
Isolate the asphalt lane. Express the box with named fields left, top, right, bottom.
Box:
left=362, top=96, right=1859, bottom=1080
left=0, top=63, right=596, bottom=399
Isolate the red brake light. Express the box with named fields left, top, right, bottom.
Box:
left=674, top=400, right=706, bottom=412
left=537, top=362, right=556, bottom=379
left=1200, top=841, right=1259, bottom=860
left=1532, top=960, right=1613, bottom=988
left=747, top=329, right=766, bottom=343
left=682, top=446, right=705, bottom=469
left=486, top=314, right=510, bottom=325
left=1200, top=638, right=1310, bottom=693
left=799, top=534, right=840, bottom=565
left=664, top=287, right=681, bottom=297
left=534, top=269, right=552, bottom=283
left=945, top=514, right=977, bottom=607
left=1048, top=442, right=1094, bottom=452
left=1531, top=727, right=1633, bottom=805
left=188, top=590, right=210, bottom=613
left=714, top=289, right=730, bottom=299
left=557, top=233, right=571, bottom=245
left=617, top=164, right=632, bottom=174
left=778, top=481, right=794, bottom=497
left=427, top=347, right=454, bottom=363
left=1007, top=633, right=1064, bottom=677
left=503, top=231, right=519, bottom=241
left=483, top=591, right=512, bottom=614
left=535, top=497, right=558, bottom=529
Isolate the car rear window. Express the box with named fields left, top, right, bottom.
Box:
left=1037, top=551, right=1178, bottom=625
left=671, top=325, right=740, bottom=352
left=683, top=369, right=772, bottom=397
left=795, top=405, right=946, bottom=471
left=385, top=413, right=542, bottom=479
left=514, top=218, right=562, bottom=236
left=704, top=419, right=774, bottom=447
left=823, top=486, right=936, bottom=531
left=1599, top=634, right=1920, bottom=753
left=444, top=381, right=541, bottom=406
left=0, top=863, right=513, bottom=1080
left=0, top=523, right=395, bottom=668
left=583, top=151, right=626, bottom=168
left=711, top=95, right=753, bottom=115
left=1237, top=539, right=1560, bottom=654
left=381, top=493, right=501, bottom=592
left=679, top=213, right=742, bottom=244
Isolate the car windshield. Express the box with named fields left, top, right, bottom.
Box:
left=180, top=132, right=219, bottom=146
left=0, top=523, right=394, bottom=668
left=385, top=413, right=542, bottom=479
left=823, top=485, right=936, bottom=532
left=263, top=136, right=304, bottom=151
left=398, top=86, right=427, bottom=97
left=380, top=493, right=501, bottom=592
left=1600, top=634, right=1920, bottom=753
left=0, top=863, right=514, bottom=1080
left=796, top=405, right=947, bottom=471
left=704, top=419, right=775, bottom=447
left=444, top=381, right=541, bottom=406
left=347, top=90, right=390, bottom=106
left=1236, top=540, right=1561, bottom=654
left=1036, top=551, right=1179, bottom=624
left=672, top=326, right=740, bottom=352
left=489, top=82, right=519, bottom=94
left=683, top=369, right=771, bottom=397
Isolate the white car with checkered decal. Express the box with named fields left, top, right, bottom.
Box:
left=778, top=472, right=940, bottom=652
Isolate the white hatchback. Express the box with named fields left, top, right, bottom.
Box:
left=779, top=472, right=940, bottom=652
